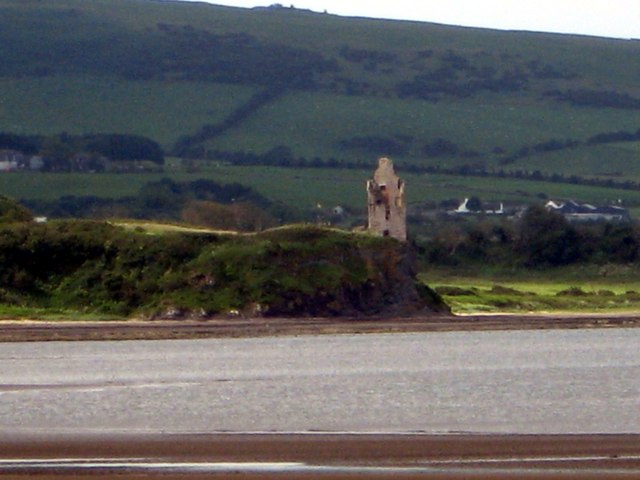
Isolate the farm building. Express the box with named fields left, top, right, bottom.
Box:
left=545, top=200, right=630, bottom=222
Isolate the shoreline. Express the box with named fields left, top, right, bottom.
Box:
left=1, top=433, right=639, bottom=479
left=0, top=313, right=639, bottom=342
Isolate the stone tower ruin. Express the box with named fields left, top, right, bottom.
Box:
left=366, top=157, right=406, bottom=241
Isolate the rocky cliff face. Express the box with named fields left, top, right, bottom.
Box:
left=229, top=228, right=450, bottom=318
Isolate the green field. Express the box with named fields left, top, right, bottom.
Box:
left=4, top=164, right=640, bottom=213
left=0, top=76, right=255, bottom=149
left=424, top=265, right=640, bottom=314
left=2, top=76, right=637, bottom=177
left=506, top=143, right=640, bottom=178
left=0, top=0, right=639, bottom=185
left=206, top=91, right=640, bottom=169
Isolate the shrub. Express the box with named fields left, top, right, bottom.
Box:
left=556, top=287, right=587, bottom=296
left=0, top=195, right=32, bottom=224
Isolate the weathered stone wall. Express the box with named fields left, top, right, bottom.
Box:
left=366, top=157, right=406, bottom=241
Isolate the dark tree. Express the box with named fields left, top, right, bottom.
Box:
left=518, top=206, right=582, bottom=267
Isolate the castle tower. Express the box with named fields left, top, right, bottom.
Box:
left=366, top=157, right=406, bottom=241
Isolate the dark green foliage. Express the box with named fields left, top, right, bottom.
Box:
left=435, top=286, right=477, bottom=296
left=547, top=89, right=640, bottom=109
left=151, top=25, right=338, bottom=87
left=423, top=138, right=459, bottom=157
left=0, top=221, right=114, bottom=294
left=415, top=283, right=450, bottom=312
left=396, top=63, right=530, bottom=100
left=82, top=134, right=164, bottom=163
left=598, top=223, right=640, bottom=263
left=0, top=220, right=223, bottom=313
left=21, top=195, right=114, bottom=219
left=172, top=88, right=284, bottom=156
left=465, top=196, right=483, bottom=212
left=0, top=133, right=40, bottom=154
left=0, top=8, right=337, bottom=86
left=338, top=46, right=397, bottom=72
left=587, top=129, right=640, bottom=145
left=556, top=286, right=587, bottom=296
left=0, top=195, right=32, bottom=224
left=339, top=135, right=409, bottom=155
left=416, top=206, right=640, bottom=269
left=0, top=222, right=443, bottom=317
left=489, top=285, right=525, bottom=296
left=517, top=206, right=582, bottom=267
left=22, top=177, right=283, bottom=222
left=0, top=132, right=164, bottom=166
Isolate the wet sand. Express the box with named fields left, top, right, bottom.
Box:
left=1, top=312, right=639, bottom=342
left=2, top=317, right=640, bottom=478
left=1, top=433, right=640, bottom=479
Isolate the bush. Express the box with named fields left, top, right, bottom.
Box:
left=556, top=287, right=587, bottom=296
left=0, top=195, right=32, bottom=224
left=435, top=286, right=477, bottom=296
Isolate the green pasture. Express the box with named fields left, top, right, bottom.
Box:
left=504, top=142, right=640, bottom=180
left=0, top=304, right=121, bottom=321
left=0, top=76, right=255, bottom=148
left=202, top=166, right=640, bottom=209
left=206, top=90, right=640, bottom=167
left=1, top=0, right=639, bottom=181
left=4, top=165, right=640, bottom=212
left=41, top=0, right=640, bottom=87
left=1, top=74, right=636, bottom=178
left=424, top=264, right=640, bottom=314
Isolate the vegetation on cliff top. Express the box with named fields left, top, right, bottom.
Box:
left=0, top=195, right=32, bottom=224
left=0, top=220, right=447, bottom=318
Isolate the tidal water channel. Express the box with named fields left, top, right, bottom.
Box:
left=1, top=328, right=639, bottom=434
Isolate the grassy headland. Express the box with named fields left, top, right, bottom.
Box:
left=1, top=0, right=640, bottom=321
left=0, top=219, right=448, bottom=320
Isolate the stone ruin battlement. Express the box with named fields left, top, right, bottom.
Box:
left=366, top=157, right=406, bottom=241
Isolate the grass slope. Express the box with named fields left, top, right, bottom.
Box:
left=206, top=91, right=640, bottom=170
left=0, top=76, right=255, bottom=149
left=0, top=0, right=638, bottom=187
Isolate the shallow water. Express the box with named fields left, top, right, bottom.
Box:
left=1, top=328, right=639, bottom=434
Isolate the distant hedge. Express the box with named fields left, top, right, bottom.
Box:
left=0, top=132, right=164, bottom=166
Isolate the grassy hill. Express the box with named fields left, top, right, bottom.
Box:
left=0, top=220, right=448, bottom=318
left=0, top=0, right=639, bottom=200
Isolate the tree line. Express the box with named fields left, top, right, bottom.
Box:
left=171, top=87, right=285, bottom=157
left=417, top=206, right=640, bottom=268
left=0, top=132, right=164, bottom=170
left=22, top=178, right=298, bottom=229
left=203, top=146, right=640, bottom=195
